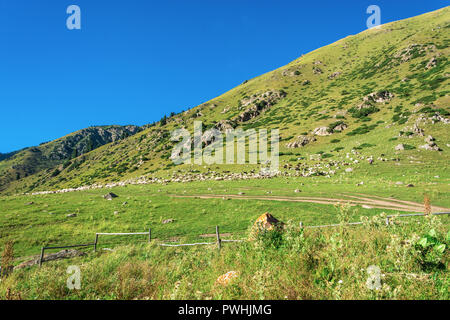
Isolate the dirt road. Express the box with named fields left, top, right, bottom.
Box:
left=171, top=193, right=449, bottom=213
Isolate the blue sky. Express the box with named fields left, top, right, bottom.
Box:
left=0, top=0, right=448, bottom=153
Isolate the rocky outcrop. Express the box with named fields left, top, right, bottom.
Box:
left=363, top=91, right=394, bottom=104
left=328, top=121, right=348, bottom=133
left=426, top=57, right=437, bottom=69
left=312, top=127, right=331, bottom=136
left=419, top=136, right=441, bottom=151
left=393, top=44, right=436, bottom=63
left=214, top=120, right=236, bottom=133
left=0, top=125, right=143, bottom=193
left=328, top=71, right=341, bottom=79
left=286, top=136, right=317, bottom=148
left=313, top=67, right=323, bottom=74
left=250, top=212, right=284, bottom=239
left=234, top=90, right=286, bottom=122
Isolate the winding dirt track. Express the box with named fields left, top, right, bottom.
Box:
left=171, top=193, right=449, bottom=213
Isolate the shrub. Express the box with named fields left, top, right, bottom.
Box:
left=1, top=241, right=14, bottom=278
left=415, top=228, right=448, bottom=272
left=346, top=124, right=378, bottom=136
left=348, top=105, right=380, bottom=119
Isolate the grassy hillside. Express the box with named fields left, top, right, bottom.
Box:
left=1, top=7, right=448, bottom=196
left=0, top=7, right=449, bottom=300
left=0, top=125, right=142, bottom=193
left=1, top=210, right=448, bottom=300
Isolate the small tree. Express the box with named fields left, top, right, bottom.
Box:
left=71, top=148, right=78, bottom=159
left=160, top=115, right=167, bottom=126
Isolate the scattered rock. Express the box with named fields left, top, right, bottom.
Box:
left=328, top=71, right=341, bottom=79
left=216, top=271, right=239, bottom=286
left=419, top=136, right=441, bottom=151
left=406, top=184, right=414, bottom=187
left=294, top=189, right=301, bottom=193
left=104, top=193, right=118, bottom=200
left=425, top=57, right=437, bottom=69
left=66, top=213, right=77, bottom=218
left=395, top=144, right=405, bottom=151
left=162, top=219, right=175, bottom=224
left=331, top=123, right=348, bottom=132
left=235, top=90, right=286, bottom=122
left=363, top=91, right=394, bottom=104
left=312, top=127, right=331, bottom=136
left=286, top=136, right=316, bottom=148
left=425, top=135, right=435, bottom=144
left=251, top=213, right=284, bottom=237
left=345, top=168, right=353, bottom=173
left=215, top=120, right=235, bottom=133
left=313, top=67, right=323, bottom=74
left=419, top=143, right=440, bottom=151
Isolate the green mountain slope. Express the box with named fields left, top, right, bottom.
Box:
left=2, top=7, right=449, bottom=195
left=0, top=125, right=142, bottom=192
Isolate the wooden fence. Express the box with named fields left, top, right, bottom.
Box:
left=300, top=211, right=450, bottom=229
left=37, top=211, right=450, bottom=266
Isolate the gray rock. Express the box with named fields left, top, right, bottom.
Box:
left=286, top=136, right=317, bottom=148
left=312, top=127, right=331, bottom=136
left=104, top=192, right=118, bottom=200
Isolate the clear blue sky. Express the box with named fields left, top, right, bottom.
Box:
left=0, top=0, right=448, bottom=153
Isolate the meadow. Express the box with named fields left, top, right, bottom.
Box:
left=0, top=170, right=449, bottom=300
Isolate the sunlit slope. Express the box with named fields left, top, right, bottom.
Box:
left=2, top=7, right=449, bottom=194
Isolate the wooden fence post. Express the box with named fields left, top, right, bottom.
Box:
left=148, top=228, right=151, bottom=243
left=94, top=234, right=99, bottom=252
left=39, top=247, right=45, bottom=267
left=216, top=226, right=222, bottom=250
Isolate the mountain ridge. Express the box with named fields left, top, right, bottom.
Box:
left=1, top=6, right=449, bottom=195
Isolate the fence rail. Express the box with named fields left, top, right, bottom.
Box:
left=94, top=229, right=151, bottom=252
left=37, top=212, right=450, bottom=266
left=39, top=243, right=95, bottom=267
left=302, top=212, right=450, bottom=229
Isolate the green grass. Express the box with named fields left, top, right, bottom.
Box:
left=0, top=7, right=449, bottom=300
left=1, top=213, right=448, bottom=300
